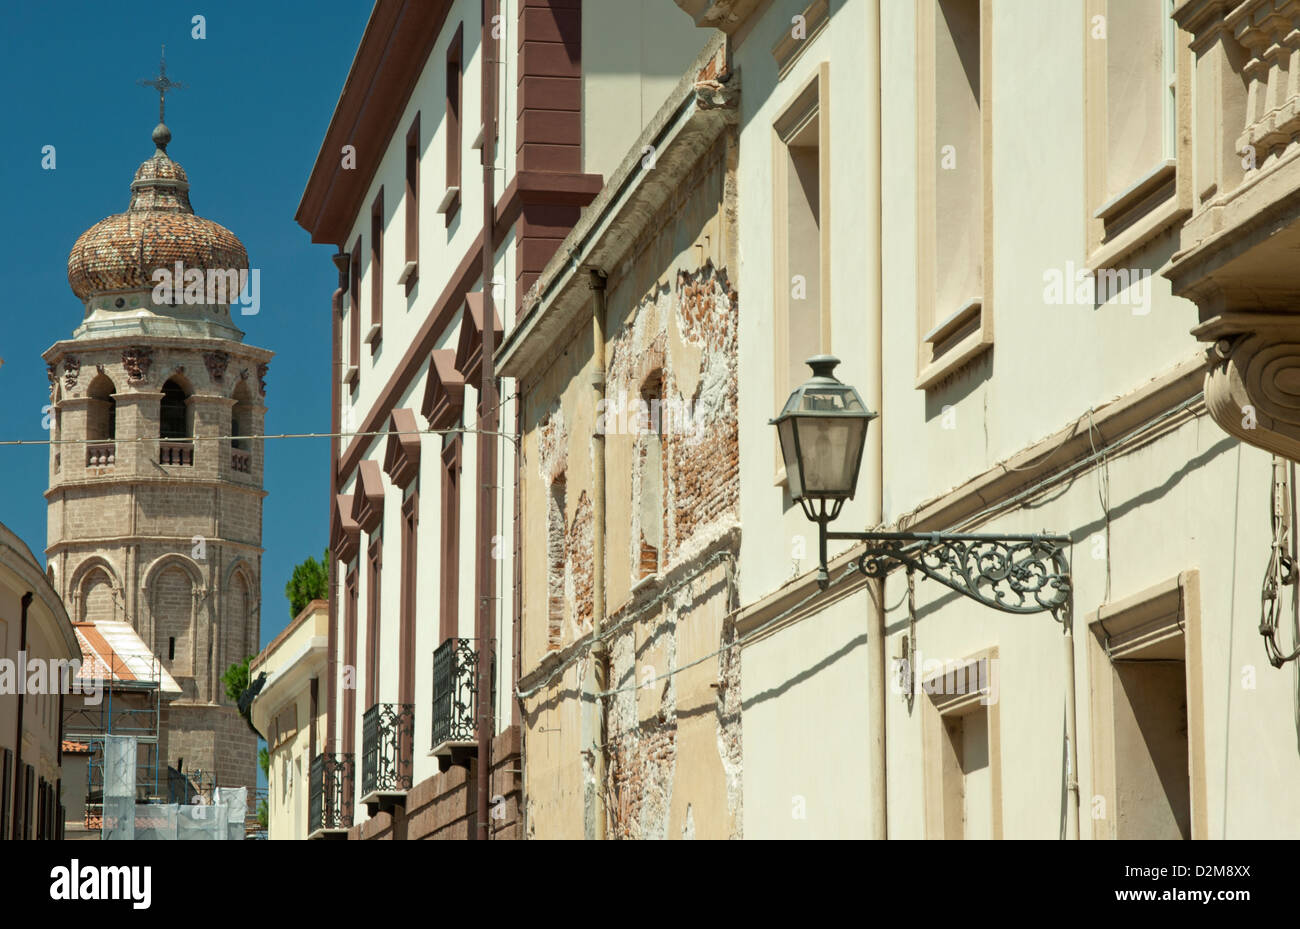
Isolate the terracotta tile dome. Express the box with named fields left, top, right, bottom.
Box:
left=67, top=139, right=248, bottom=302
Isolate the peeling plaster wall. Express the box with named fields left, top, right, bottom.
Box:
left=520, top=136, right=742, bottom=838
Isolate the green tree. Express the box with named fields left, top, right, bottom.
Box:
left=257, top=799, right=268, bottom=830
left=285, top=549, right=329, bottom=618
left=222, top=654, right=262, bottom=737
left=259, top=747, right=269, bottom=778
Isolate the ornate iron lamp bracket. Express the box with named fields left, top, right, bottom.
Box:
left=824, top=528, right=1072, bottom=616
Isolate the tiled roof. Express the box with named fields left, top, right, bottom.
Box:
left=72, top=621, right=183, bottom=696
left=67, top=147, right=248, bottom=301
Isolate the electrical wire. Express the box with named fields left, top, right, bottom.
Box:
left=1260, top=455, right=1300, bottom=668
left=0, top=427, right=520, bottom=447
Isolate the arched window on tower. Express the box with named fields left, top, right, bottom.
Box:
left=159, top=377, right=194, bottom=466
left=160, top=379, right=189, bottom=438
left=231, top=381, right=253, bottom=473
left=86, top=373, right=117, bottom=468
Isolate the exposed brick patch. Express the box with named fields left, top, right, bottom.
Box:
left=536, top=407, right=568, bottom=484
left=566, top=491, right=593, bottom=641
left=547, top=478, right=567, bottom=651
left=668, top=264, right=739, bottom=557
left=608, top=727, right=678, bottom=839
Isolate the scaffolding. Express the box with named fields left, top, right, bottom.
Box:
left=62, top=652, right=164, bottom=828
left=100, top=734, right=249, bottom=841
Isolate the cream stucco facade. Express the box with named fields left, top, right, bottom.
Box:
left=0, top=520, right=82, bottom=839
left=723, top=0, right=1300, bottom=839
left=250, top=600, right=327, bottom=841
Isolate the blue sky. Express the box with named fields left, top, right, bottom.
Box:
left=1, top=2, right=372, bottom=651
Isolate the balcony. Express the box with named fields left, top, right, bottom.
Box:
left=159, top=440, right=194, bottom=466
left=431, top=637, right=482, bottom=757
left=360, top=703, right=414, bottom=805
left=231, top=448, right=252, bottom=473
left=86, top=443, right=115, bottom=468
left=1165, top=0, right=1300, bottom=462
left=307, top=753, right=353, bottom=839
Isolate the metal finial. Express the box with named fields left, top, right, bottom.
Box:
left=137, top=44, right=185, bottom=152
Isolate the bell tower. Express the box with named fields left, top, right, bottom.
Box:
left=45, top=64, right=270, bottom=792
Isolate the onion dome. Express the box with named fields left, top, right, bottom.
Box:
left=67, top=125, right=248, bottom=303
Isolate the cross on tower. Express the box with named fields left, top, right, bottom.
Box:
left=137, top=44, right=185, bottom=124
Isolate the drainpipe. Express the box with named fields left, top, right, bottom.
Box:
left=1064, top=607, right=1081, bottom=838
left=865, top=0, right=887, bottom=840
left=476, top=0, right=500, bottom=840
left=588, top=269, right=609, bottom=841
left=12, top=592, right=31, bottom=840
left=327, top=253, right=347, bottom=759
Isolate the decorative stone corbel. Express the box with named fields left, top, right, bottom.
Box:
left=1195, top=317, right=1300, bottom=462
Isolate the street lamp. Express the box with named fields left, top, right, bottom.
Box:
left=773, top=357, right=1071, bottom=614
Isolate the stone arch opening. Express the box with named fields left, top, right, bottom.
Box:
left=224, top=566, right=256, bottom=680
left=160, top=377, right=191, bottom=439
left=79, top=566, right=117, bottom=624
left=231, top=380, right=253, bottom=451
left=152, top=564, right=195, bottom=681
left=86, top=372, right=117, bottom=441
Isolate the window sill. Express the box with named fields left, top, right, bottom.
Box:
left=437, top=186, right=460, bottom=214
left=1088, top=195, right=1189, bottom=273
left=364, top=323, right=382, bottom=347
left=915, top=322, right=992, bottom=391
left=916, top=298, right=990, bottom=391
left=344, top=365, right=359, bottom=389
left=397, top=260, right=418, bottom=286
left=630, top=572, right=660, bottom=597
left=1094, top=160, right=1176, bottom=227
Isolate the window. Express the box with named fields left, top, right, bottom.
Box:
left=443, top=24, right=464, bottom=224
left=22, top=765, right=33, bottom=840
left=440, top=436, right=461, bottom=645
left=368, top=190, right=384, bottom=350
left=1084, top=0, right=1191, bottom=268
left=86, top=373, right=117, bottom=442
left=547, top=474, right=566, bottom=651
left=1087, top=571, right=1207, bottom=839
left=168, top=637, right=175, bottom=661
left=365, top=532, right=382, bottom=709
left=399, top=491, right=418, bottom=705
left=402, top=115, right=420, bottom=291
left=159, top=378, right=189, bottom=439
left=773, top=61, right=831, bottom=460
left=916, top=0, right=992, bottom=388
left=0, top=748, right=9, bottom=841
left=343, top=567, right=359, bottom=756
left=921, top=648, right=1001, bottom=839
left=637, top=373, right=664, bottom=580
left=347, top=241, right=361, bottom=388
left=274, top=705, right=299, bottom=749
left=231, top=381, right=253, bottom=452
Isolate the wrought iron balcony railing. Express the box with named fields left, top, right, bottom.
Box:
left=360, top=704, right=414, bottom=798
left=432, top=637, right=480, bottom=753
left=308, top=753, right=353, bottom=836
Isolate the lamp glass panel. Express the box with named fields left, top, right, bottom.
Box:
left=796, top=416, right=866, bottom=496
left=777, top=417, right=804, bottom=498
left=786, top=383, right=867, bottom=416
